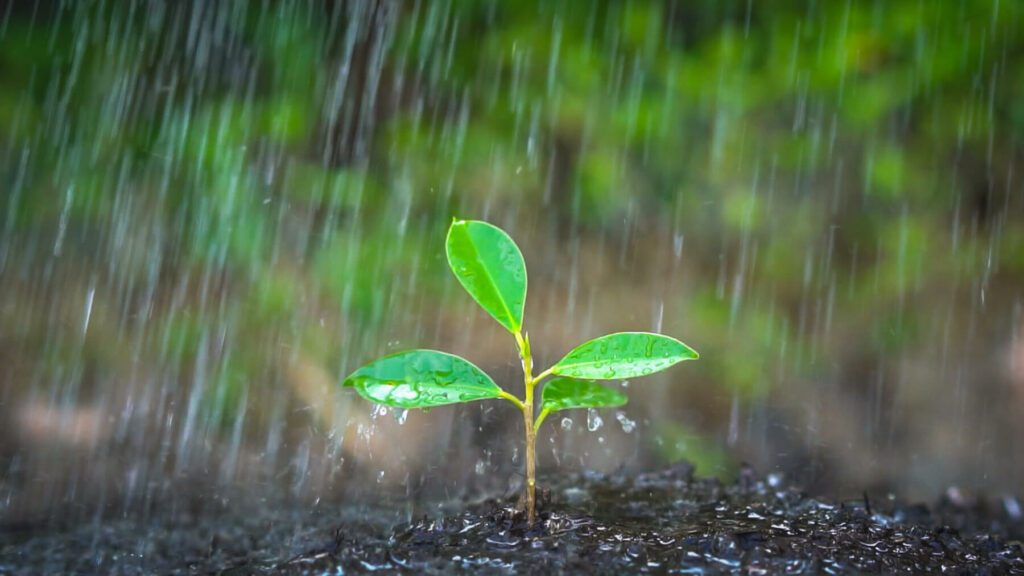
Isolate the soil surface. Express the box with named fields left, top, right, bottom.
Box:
left=1, top=462, right=1023, bottom=574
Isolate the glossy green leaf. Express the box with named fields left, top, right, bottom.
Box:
left=445, top=219, right=527, bottom=334
left=551, top=332, right=698, bottom=380
left=343, top=350, right=503, bottom=409
left=541, top=378, right=628, bottom=412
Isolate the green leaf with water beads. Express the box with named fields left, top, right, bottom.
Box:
left=445, top=219, right=527, bottom=334
left=550, top=332, right=698, bottom=380
left=540, top=378, right=628, bottom=412
left=343, top=350, right=503, bottom=409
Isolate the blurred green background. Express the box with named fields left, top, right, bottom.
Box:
left=1, top=0, right=1023, bottom=519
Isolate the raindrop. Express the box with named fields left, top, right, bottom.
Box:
left=587, top=409, right=603, bottom=432
left=561, top=417, right=573, bottom=431
left=615, top=411, right=636, bottom=433
left=82, top=284, right=96, bottom=335
left=1003, top=496, right=1022, bottom=520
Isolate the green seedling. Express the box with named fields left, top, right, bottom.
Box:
left=343, top=219, right=698, bottom=523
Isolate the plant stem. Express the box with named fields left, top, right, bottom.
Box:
left=516, top=331, right=538, bottom=524
left=498, top=390, right=526, bottom=411
left=533, top=366, right=555, bottom=384
left=522, top=392, right=537, bottom=524
left=533, top=407, right=550, bottom=433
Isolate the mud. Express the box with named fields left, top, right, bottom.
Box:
left=2, top=462, right=1022, bottom=574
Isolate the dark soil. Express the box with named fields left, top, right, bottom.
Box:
left=1, top=462, right=1022, bottom=574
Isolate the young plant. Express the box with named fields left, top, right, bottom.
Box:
left=342, top=219, right=698, bottom=523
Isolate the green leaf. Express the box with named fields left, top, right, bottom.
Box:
left=551, top=332, right=698, bottom=380
left=343, top=350, right=503, bottom=409
left=445, top=219, right=527, bottom=334
left=541, top=378, right=628, bottom=412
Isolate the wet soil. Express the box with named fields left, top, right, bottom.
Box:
left=1, top=462, right=1022, bottom=574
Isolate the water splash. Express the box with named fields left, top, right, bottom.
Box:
left=615, top=412, right=636, bottom=434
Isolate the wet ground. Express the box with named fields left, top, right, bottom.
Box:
left=1, top=462, right=1022, bottom=574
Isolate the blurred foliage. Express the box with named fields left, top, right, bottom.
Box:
left=0, top=0, right=1021, bottom=482
left=655, top=421, right=736, bottom=480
